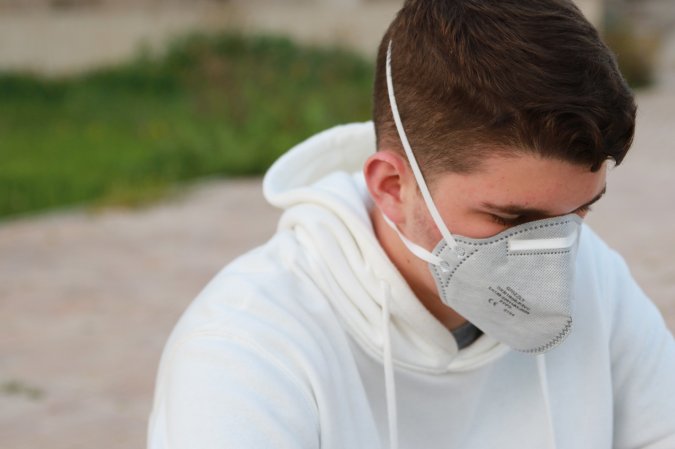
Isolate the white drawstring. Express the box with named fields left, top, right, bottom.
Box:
left=536, top=354, right=558, bottom=449
left=380, top=280, right=399, bottom=449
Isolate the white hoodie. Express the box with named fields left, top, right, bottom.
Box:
left=148, top=123, right=675, bottom=449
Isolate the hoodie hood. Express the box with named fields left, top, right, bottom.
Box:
left=263, top=122, right=509, bottom=374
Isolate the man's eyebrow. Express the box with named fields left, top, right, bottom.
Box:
left=481, top=185, right=607, bottom=217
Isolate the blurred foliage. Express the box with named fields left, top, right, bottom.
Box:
left=1, top=379, right=44, bottom=401
left=0, top=33, right=373, bottom=219
left=1, top=23, right=655, bottom=220
left=603, top=12, right=660, bottom=89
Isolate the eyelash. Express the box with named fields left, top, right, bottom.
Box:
left=491, top=215, right=517, bottom=226
left=491, top=205, right=592, bottom=227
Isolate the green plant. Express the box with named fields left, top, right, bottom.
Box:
left=0, top=33, right=374, bottom=219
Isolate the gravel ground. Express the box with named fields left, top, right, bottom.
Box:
left=0, top=3, right=674, bottom=449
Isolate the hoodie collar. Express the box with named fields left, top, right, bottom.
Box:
left=263, top=122, right=509, bottom=374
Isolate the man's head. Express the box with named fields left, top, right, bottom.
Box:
left=365, top=0, right=635, bottom=329
left=372, top=0, right=636, bottom=181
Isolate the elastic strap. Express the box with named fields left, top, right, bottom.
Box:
left=381, top=212, right=444, bottom=266
left=385, top=41, right=458, bottom=251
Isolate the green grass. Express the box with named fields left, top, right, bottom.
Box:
left=0, top=33, right=374, bottom=219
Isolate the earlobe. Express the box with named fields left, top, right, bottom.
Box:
left=363, top=151, right=410, bottom=223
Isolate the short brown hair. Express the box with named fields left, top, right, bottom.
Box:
left=373, top=0, right=636, bottom=178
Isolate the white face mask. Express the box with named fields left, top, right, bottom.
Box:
left=384, top=41, right=582, bottom=354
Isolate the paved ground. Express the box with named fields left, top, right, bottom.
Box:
left=0, top=3, right=674, bottom=449
left=1, top=179, right=281, bottom=448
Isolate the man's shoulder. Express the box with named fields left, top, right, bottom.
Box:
left=576, top=223, right=629, bottom=287
left=574, top=223, right=669, bottom=341
left=166, top=232, right=343, bottom=358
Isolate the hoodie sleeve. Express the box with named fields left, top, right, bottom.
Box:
left=606, top=252, right=675, bottom=449
left=148, top=332, right=320, bottom=449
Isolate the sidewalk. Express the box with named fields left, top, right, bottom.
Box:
left=0, top=179, right=281, bottom=449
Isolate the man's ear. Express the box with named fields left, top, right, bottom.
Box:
left=363, top=150, right=412, bottom=223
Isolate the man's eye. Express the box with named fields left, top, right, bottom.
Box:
left=492, top=205, right=593, bottom=227
left=491, top=215, right=519, bottom=226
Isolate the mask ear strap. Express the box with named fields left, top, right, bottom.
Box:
left=381, top=213, right=445, bottom=266
left=385, top=41, right=459, bottom=253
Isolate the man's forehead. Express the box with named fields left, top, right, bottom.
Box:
left=432, top=154, right=608, bottom=214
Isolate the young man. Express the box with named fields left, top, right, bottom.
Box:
left=148, top=1, right=675, bottom=448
